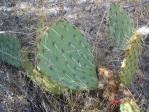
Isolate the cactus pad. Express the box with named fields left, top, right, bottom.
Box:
left=36, top=20, right=98, bottom=90
left=120, top=32, right=142, bottom=87
left=21, top=51, right=62, bottom=93
left=108, top=4, right=135, bottom=49
left=120, top=97, right=140, bottom=112
left=0, top=33, right=21, bottom=67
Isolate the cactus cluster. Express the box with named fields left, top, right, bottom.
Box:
left=36, top=20, right=98, bottom=90
left=0, top=4, right=143, bottom=92
left=0, top=20, right=99, bottom=93
left=0, top=3, right=144, bottom=111
left=108, top=4, right=142, bottom=87
left=0, top=33, right=21, bottom=67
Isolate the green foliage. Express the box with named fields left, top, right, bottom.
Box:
left=108, top=4, right=135, bottom=49
left=120, top=97, right=140, bottom=112
left=0, top=33, right=21, bottom=67
left=36, top=20, right=98, bottom=90
left=95, top=109, right=101, bottom=112
left=120, top=33, right=142, bottom=87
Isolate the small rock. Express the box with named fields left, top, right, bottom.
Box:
left=93, top=13, right=99, bottom=17
left=90, top=30, right=96, bottom=38
left=63, top=2, right=74, bottom=11
left=91, top=5, right=97, bottom=12
left=100, top=2, right=110, bottom=9
left=48, top=0, right=57, bottom=2
left=76, top=0, right=87, bottom=5
left=85, top=5, right=91, bottom=11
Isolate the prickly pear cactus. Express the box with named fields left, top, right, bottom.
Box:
left=36, top=20, right=98, bottom=91
left=108, top=4, right=135, bottom=49
left=0, top=33, right=21, bottom=67
left=120, top=97, right=140, bottom=112
left=120, top=32, right=142, bottom=86
left=21, top=51, right=62, bottom=93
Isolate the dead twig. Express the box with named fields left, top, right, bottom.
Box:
left=124, top=0, right=149, bottom=9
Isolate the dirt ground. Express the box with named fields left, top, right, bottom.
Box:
left=0, top=0, right=149, bottom=112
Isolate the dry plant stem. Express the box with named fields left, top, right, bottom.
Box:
left=124, top=0, right=149, bottom=9
left=0, top=31, right=37, bottom=35
left=94, top=10, right=107, bottom=63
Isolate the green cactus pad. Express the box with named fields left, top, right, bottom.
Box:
left=120, top=32, right=142, bottom=86
left=0, top=33, right=21, bottom=67
left=36, top=20, right=98, bottom=90
left=120, top=97, right=140, bottom=112
left=108, top=4, right=135, bottom=49
left=21, top=51, right=62, bottom=93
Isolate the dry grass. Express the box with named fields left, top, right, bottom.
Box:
left=0, top=0, right=149, bottom=112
